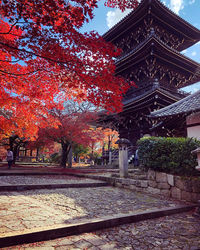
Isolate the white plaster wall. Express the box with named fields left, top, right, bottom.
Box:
left=187, top=126, right=200, bottom=140
left=186, top=112, right=200, bottom=140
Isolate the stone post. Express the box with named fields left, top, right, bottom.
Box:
left=116, top=138, right=130, bottom=178
left=191, top=147, right=200, bottom=171
left=109, top=150, right=112, bottom=165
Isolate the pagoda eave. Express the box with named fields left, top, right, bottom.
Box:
left=115, top=36, right=200, bottom=87
left=124, top=87, right=183, bottom=105
left=103, top=0, right=200, bottom=52
left=123, top=87, right=182, bottom=112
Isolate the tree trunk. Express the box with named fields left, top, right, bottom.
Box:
left=9, top=135, right=19, bottom=164
left=68, top=146, right=72, bottom=168
left=108, top=137, right=111, bottom=152
left=13, top=146, right=19, bottom=164
left=36, top=148, right=39, bottom=161
left=60, top=142, right=71, bottom=168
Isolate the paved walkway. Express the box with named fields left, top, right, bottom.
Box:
left=0, top=171, right=199, bottom=249
left=0, top=185, right=182, bottom=235
left=2, top=212, right=200, bottom=249
left=0, top=175, right=101, bottom=185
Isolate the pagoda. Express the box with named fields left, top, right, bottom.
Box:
left=101, top=0, right=200, bottom=147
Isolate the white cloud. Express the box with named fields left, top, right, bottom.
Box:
left=106, top=9, right=131, bottom=29
left=182, top=82, right=200, bottom=94
left=169, top=0, right=184, bottom=14
left=182, top=49, right=187, bottom=54
left=189, top=0, right=195, bottom=4
left=191, top=51, right=197, bottom=56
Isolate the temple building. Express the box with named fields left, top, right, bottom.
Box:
left=150, top=90, right=200, bottom=140
left=100, top=0, right=200, bottom=148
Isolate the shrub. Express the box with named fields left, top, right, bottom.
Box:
left=49, top=152, right=61, bottom=163
left=137, top=137, right=200, bottom=176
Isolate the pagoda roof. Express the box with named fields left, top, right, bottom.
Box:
left=150, top=90, right=200, bottom=118
left=116, top=34, right=200, bottom=87
left=123, top=86, right=183, bottom=112
left=103, top=0, right=200, bottom=51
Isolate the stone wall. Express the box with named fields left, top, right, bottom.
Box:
left=146, top=170, right=200, bottom=202
left=80, top=171, right=200, bottom=203
left=112, top=170, right=200, bottom=203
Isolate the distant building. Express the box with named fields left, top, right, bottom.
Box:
left=99, top=0, right=200, bottom=148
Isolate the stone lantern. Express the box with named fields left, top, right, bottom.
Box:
left=115, top=138, right=131, bottom=178
left=191, top=147, right=200, bottom=171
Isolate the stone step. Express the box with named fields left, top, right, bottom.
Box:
left=0, top=182, right=110, bottom=192
left=115, top=178, right=149, bottom=188
left=111, top=173, right=147, bottom=180
left=0, top=205, right=196, bottom=248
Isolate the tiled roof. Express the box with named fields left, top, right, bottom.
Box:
left=115, top=33, right=200, bottom=68
left=103, top=0, right=200, bottom=47
left=123, top=86, right=183, bottom=106
left=150, top=90, right=200, bottom=118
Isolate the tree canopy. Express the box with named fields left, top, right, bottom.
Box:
left=37, top=101, right=102, bottom=167
left=0, top=0, right=139, bottom=141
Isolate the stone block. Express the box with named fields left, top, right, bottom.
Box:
left=121, top=179, right=130, bottom=185
left=157, top=182, right=170, bottom=190
left=147, top=169, right=156, bottom=180
left=116, top=183, right=123, bottom=188
left=167, top=174, right=174, bottom=186
left=191, top=192, right=200, bottom=203
left=160, top=189, right=171, bottom=197
left=181, top=191, right=192, bottom=202
left=129, top=185, right=137, bottom=190
left=156, top=172, right=167, bottom=183
left=183, top=179, right=193, bottom=192
left=171, top=187, right=181, bottom=200
left=175, top=177, right=193, bottom=192
left=192, top=178, right=200, bottom=193
left=175, top=176, right=184, bottom=190
left=140, top=180, right=148, bottom=188
left=148, top=180, right=157, bottom=188
left=129, top=185, right=143, bottom=192
left=129, top=179, right=137, bottom=185
left=147, top=186, right=160, bottom=195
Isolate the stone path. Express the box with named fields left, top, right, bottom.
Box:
left=0, top=172, right=199, bottom=249
left=2, top=212, right=200, bottom=249
left=0, top=175, right=101, bottom=185
left=0, top=186, right=182, bottom=235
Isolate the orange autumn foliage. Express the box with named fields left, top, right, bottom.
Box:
left=0, top=0, right=139, bottom=141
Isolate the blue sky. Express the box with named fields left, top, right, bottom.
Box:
left=81, top=0, right=200, bottom=93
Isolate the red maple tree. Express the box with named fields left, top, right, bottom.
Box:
left=1, top=0, right=139, bottom=144
left=37, top=101, right=101, bottom=167
left=105, top=0, right=139, bottom=11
